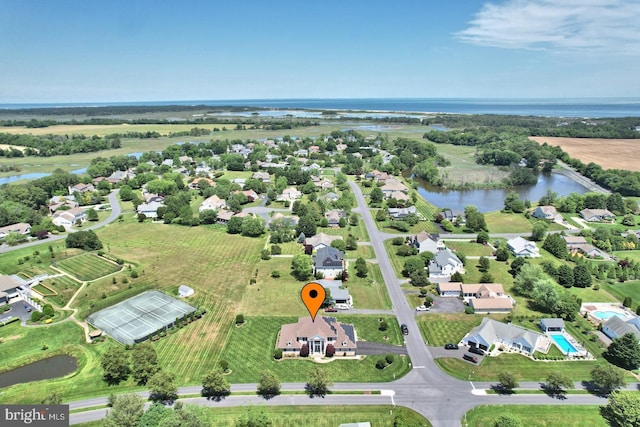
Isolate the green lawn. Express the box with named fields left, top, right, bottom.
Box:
left=484, top=211, right=533, bottom=233
left=464, top=405, right=607, bottom=427
left=612, top=250, right=640, bottom=262
left=272, top=241, right=304, bottom=255
left=218, top=316, right=411, bottom=383
left=444, top=240, right=493, bottom=257
left=418, top=313, right=484, bottom=347
left=429, top=143, right=511, bottom=187
left=37, top=275, right=82, bottom=307
left=55, top=253, right=122, bottom=281
left=318, top=216, right=370, bottom=241
left=603, top=280, right=640, bottom=306
left=383, top=238, right=410, bottom=279
left=74, top=405, right=429, bottom=427
left=346, top=263, right=393, bottom=309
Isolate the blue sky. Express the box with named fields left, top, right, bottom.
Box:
left=1, top=0, right=639, bottom=102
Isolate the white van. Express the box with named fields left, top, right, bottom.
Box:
left=334, top=303, right=350, bottom=310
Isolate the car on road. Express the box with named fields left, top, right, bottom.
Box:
left=415, top=305, right=429, bottom=312
left=400, top=324, right=409, bottom=335
left=463, top=353, right=478, bottom=363
left=334, top=303, right=350, bottom=310
left=444, top=343, right=459, bottom=350
left=468, top=346, right=485, bottom=356
left=324, top=307, right=337, bottom=312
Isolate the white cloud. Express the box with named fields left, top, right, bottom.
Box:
left=455, top=0, right=640, bottom=54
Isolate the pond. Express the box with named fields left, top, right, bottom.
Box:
left=414, top=172, right=589, bottom=213
left=0, top=168, right=88, bottom=185
left=0, top=355, right=78, bottom=388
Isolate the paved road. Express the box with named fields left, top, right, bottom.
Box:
left=66, top=184, right=637, bottom=426
left=0, top=190, right=122, bottom=254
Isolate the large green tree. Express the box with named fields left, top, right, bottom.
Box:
left=573, top=264, right=592, bottom=288
left=291, top=254, right=313, bottom=281
left=497, top=371, right=519, bottom=393
left=542, top=233, right=568, bottom=259
left=605, top=333, right=640, bottom=370
left=545, top=371, right=573, bottom=395
left=602, top=391, right=640, bottom=427
left=101, top=345, right=130, bottom=385
left=257, top=371, right=281, bottom=399
left=201, top=369, right=230, bottom=400
left=306, top=366, right=332, bottom=397
left=147, top=370, right=178, bottom=404
left=132, top=342, right=160, bottom=385
left=241, top=215, right=266, bottom=237
left=590, top=365, right=627, bottom=393
left=355, top=257, right=368, bottom=277
left=103, top=393, right=145, bottom=427
left=513, top=263, right=544, bottom=297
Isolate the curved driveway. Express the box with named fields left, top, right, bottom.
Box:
left=66, top=184, right=634, bottom=426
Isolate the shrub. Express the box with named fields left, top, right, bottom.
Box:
left=261, top=249, right=271, bottom=260
left=130, top=270, right=139, bottom=278
left=385, top=354, right=394, bottom=364
left=464, top=306, right=475, bottom=314
left=392, top=237, right=405, bottom=246
left=419, top=287, right=428, bottom=296
left=273, top=349, right=283, bottom=360
left=375, top=359, right=387, bottom=369
left=219, top=360, right=229, bottom=372
left=325, top=344, right=335, bottom=357
left=31, top=311, right=43, bottom=322
left=235, top=314, right=245, bottom=325
left=378, top=320, right=389, bottom=331
left=271, top=270, right=281, bottom=278
left=300, top=344, right=309, bottom=357
left=270, top=245, right=282, bottom=255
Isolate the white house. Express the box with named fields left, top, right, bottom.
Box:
left=428, top=248, right=464, bottom=279
left=602, top=316, right=640, bottom=341
left=199, top=195, right=226, bottom=212
left=532, top=205, right=558, bottom=220
left=463, top=318, right=544, bottom=355
left=0, top=223, right=31, bottom=239
left=410, top=231, right=445, bottom=254
left=137, top=201, right=164, bottom=219
left=313, top=247, right=345, bottom=279
left=52, top=207, right=86, bottom=227
left=507, top=236, right=540, bottom=258
left=540, top=318, right=565, bottom=333
left=277, top=187, right=302, bottom=202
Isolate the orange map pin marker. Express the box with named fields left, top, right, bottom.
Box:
left=301, top=282, right=325, bottom=322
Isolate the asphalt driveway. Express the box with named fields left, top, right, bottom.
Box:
left=356, top=341, right=408, bottom=355
left=0, top=299, right=38, bottom=323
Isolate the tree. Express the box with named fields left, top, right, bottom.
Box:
left=136, top=402, right=173, bottom=427
left=557, top=264, right=574, bottom=288
left=370, top=186, right=383, bottom=204
left=602, top=391, right=640, bottom=427
left=241, top=215, right=266, bottom=237
left=65, top=230, right=103, bottom=250
left=119, top=185, right=134, bottom=201
left=542, top=233, right=568, bottom=259
left=155, top=404, right=208, bottom=427
left=494, top=415, right=522, bottom=427
left=531, top=221, right=548, bottom=241
left=101, top=345, right=130, bottom=385
left=306, top=366, right=332, bottom=397
left=345, top=234, right=358, bottom=250
left=545, top=371, right=573, bottom=395
left=201, top=369, right=230, bottom=400
left=296, top=214, right=317, bottom=238
left=410, top=269, right=430, bottom=287
left=226, top=216, right=243, bottom=234
left=572, top=264, right=592, bottom=288
left=622, top=296, right=633, bottom=308
left=464, top=206, right=487, bottom=232
left=103, top=394, right=145, bottom=427
left=355, top=257, right=368, bottom=277
left=131, top=342, right=160, bottom=385
left=476, top=231, right=489, bottom=244
left=451, top=271, right=464, bottom=283
left=478, top=256, right=490, bottom=272
left=590, top=365, right=626, bottom=393
left=148, top=370, right=178, bottom=403
left=495, top=247, right=510, bottom=262
left=531, top=278, right=561, bottom=314
left=331, top=239, right=346, bottom=252
left=257, top=371, right=281, bottom=399
left=513, top=264, right=544, bottom=297
left=605, top=332, right=640, bottom=370
left=498, top=371, right=519, bottom=393
left=375, top=209, right=388, bottom=221
left=86, top=208, right=99, bottom=221
left=291, top=254, right=313, bottom=281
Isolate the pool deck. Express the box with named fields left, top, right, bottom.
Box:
left=580, top=302, right=635, bottom=325
left=546, top=331, right=591, bottom=359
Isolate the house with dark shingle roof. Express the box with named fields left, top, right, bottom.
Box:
left=277, top=316, right=357, bottom=356
left=602, top=316, right=640, bottom=341
left=313, top=247, right=345, bottom=279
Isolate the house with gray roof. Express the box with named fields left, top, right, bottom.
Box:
left=410, top=231, right=444, bottom=254
left=580, top=208, right=615, bottom=222
left=507, top=236, right=540, bottom=258
left=388, top=206, right=416, bottom=220
left=540, top=318, right=565, bottom=333
left=532, top=205, right=559, bottom=220
left=315, top=279, right=352, bottom=306
left=303, top=232, right=342, bottom=253
left=137, top=201, right=164, bottom=219
left=0, top=223, right=31, bottom=239
left=277, top=316, right=357, bottom=356
left=463, top=318, right=544, bottom=354
left=602, top=316, right=640, bottom=341
left=313, top=246, right=345, bottom=279
left=428, top=248, right=464, bottom=279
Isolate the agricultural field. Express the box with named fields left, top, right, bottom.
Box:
left=464, top=405, right=606, bottom=427
left=55, top=253, right=122, bottom=281
left=529, top=136, right=640, bottom=172
left=218, top=316, right=411, bottom=383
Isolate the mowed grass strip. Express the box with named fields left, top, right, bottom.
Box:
left=443, top=240, right=493, bottom=257
left=464, top=405, right=607, bottom=427
left=418, top=313, right=483, bottom=347
left=219, top=316, right=411, bottom=383
left=55, top=253, right=121, bottom=281
left=603, top=279, right=640, bottom=305
left=40, top=275, right=82, bottom=307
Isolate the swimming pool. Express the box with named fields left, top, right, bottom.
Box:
left=592, top=310, right=626, bottom=320
left=550, top=334, right=578, bottom=354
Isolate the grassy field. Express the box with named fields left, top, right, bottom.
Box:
left=443, top=240, right=493, bottom=257
left=464, top=405, right=606, bottom=427
left=37, top=275, right=82, bottom=307
left=239, top=257, right=392, bottom=313
left=429, top=143, right=511, bottom=187
left=74, top=405, right=429, bottom=427
left=318, top=217, right=370, bottom=241
left=383, top=238, right=410, bottom=278
left=484, top=211, right=533, bottom=233
left=612, top=250, right=640, bottom=262
left=418, top=313, right=485, bottom=347
left=55, top=253, right=122, bottom=281
left=218, top=316, right=411, bottom=383
left=602, top=280, right=640, bottom=307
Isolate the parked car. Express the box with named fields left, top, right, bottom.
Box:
left=324, top=307, right=337, bottom=312
left=400, top=324, right=409, bottom=335
left=463, top=353, right=478, bottom=363
left=469, top=346, right=485, bottom=356
left=444, top=343, right=459, bottom=350
left=415, top=305, right=429, bottom=312
left=334, top=303, right=350, bottom=310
